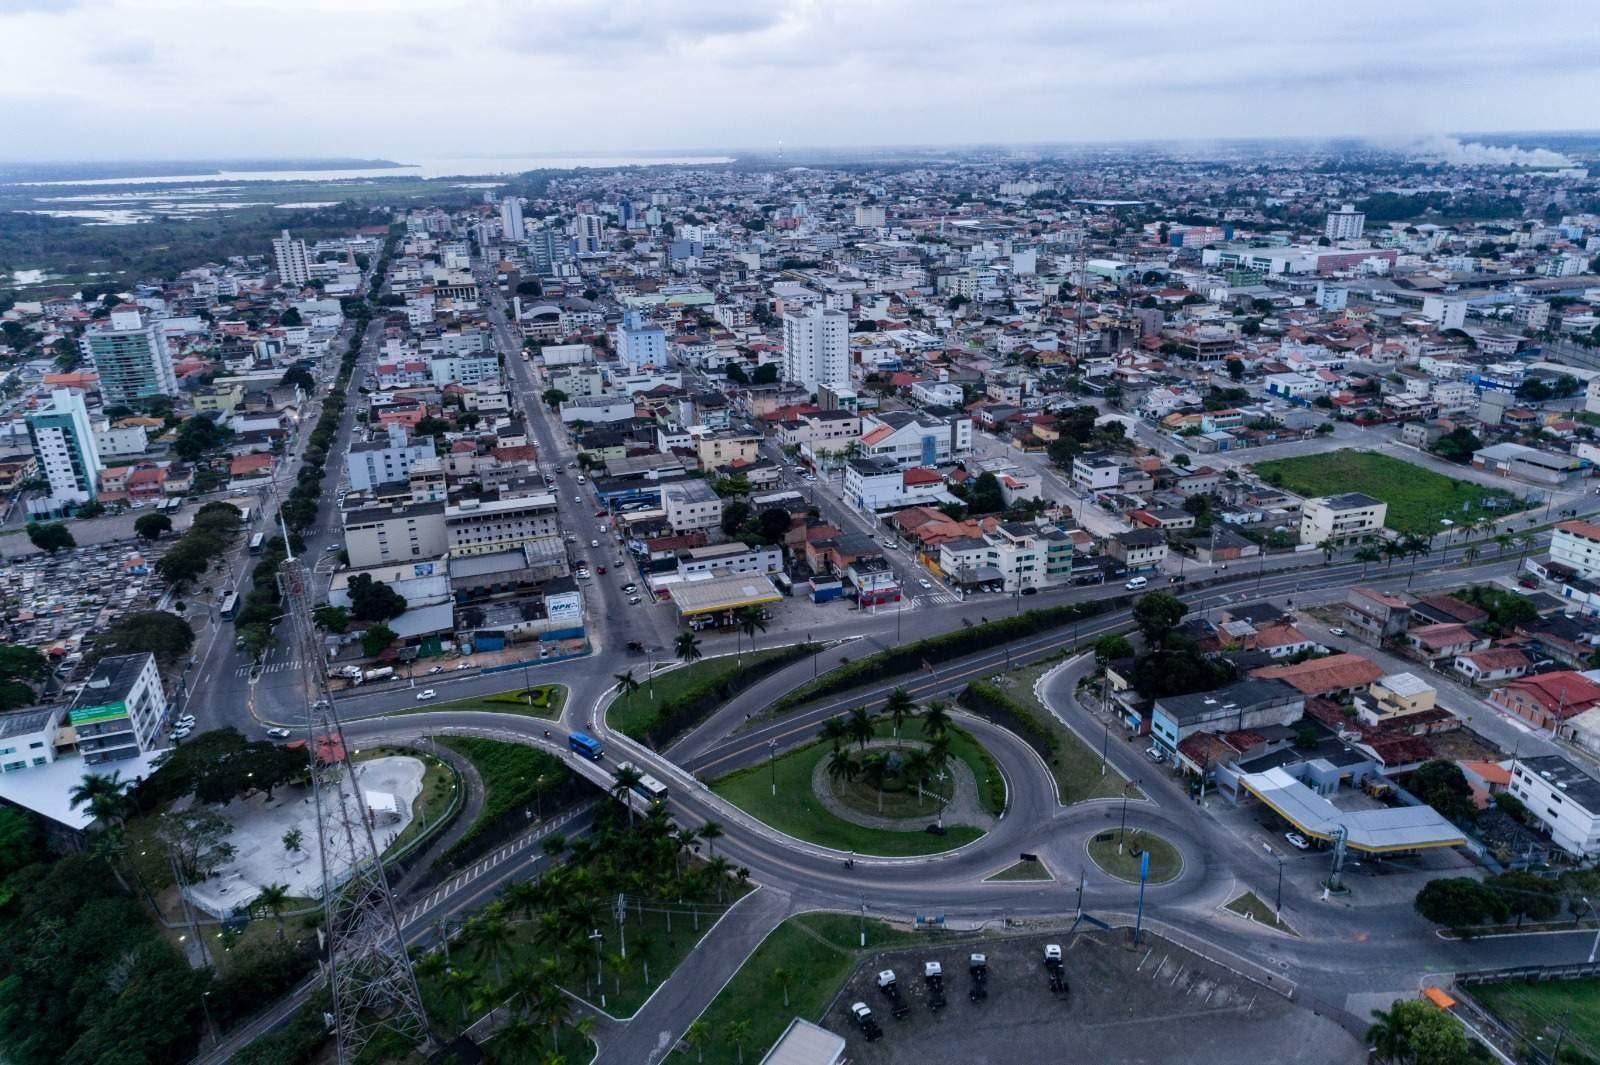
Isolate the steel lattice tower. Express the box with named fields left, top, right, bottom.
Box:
left=280, top=542, right=430, bottom=1064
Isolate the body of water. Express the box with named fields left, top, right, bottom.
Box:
left=8, top=154, right=735, bottom=187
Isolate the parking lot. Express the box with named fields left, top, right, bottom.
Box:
left=828, top=930, right=1363, bottom=1065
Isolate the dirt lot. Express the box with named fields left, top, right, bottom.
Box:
left=827, top=929, right=1364, bottom=1065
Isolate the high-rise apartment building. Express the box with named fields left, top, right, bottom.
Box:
left=272, top=228, right=312, bottom=287
left=81, top=307, right=177, bottom=404
left=26, top=388, right=102, bottom=507
left=1324, top=204, right=1365, bottom=241
left=499, top=197, right=525, bottom=242
left=617, top=310, right=666, bottom=371
left=783, top=306, right=850, bottom=392
left=574, top=213, right=603, bottom=254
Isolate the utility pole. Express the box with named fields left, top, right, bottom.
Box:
left=768, top=739, right=779, bottom=797
left=1275, top=854, right=1286, bottom=920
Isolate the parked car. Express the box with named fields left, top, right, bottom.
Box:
left=628, top=595, right=642, bottom=605
left=428, top=665, right=444, bottom=674
left=1125, top=576, right=1149, bottom=590
left=416, top=689, right=437, bottom=702
left=1327, top=627, right=1346, bottom=637
left=1284, top=831, right=1311, bottom=850
left=265, top=727, right=291, bottom=739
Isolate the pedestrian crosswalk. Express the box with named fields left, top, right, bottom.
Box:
left=236, top=659, right=308, bottom=678
left=910, top=592, right=958, bottom=608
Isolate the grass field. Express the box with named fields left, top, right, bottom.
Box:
left=1086, top=829, right=1182, bottom=884
left=1223, top=891, right=1297, bottom=935
left=1253, top=451, right=1525, bottom=534
left=678, top=913, right=936, bottom=1065
left=986, top=858, right=1053, bottom=882
left=713, top=735, right=985, bottom=857
left=436, top=737, right=568, bottom=854
left=404, top=684, right=566, bottom=720
left=1472, top=978, right=1600, bottom=1063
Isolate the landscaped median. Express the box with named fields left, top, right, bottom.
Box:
left=1086, top=828, right=1182, bottom=885
left=401, top=683, right=566, bottom=719
left=763, top=599, right=1119, bottom=718
left=711, top=717, right=1002, bottom=857
left=958, top=660, right=1133, bottom=805
left=608, top=645, right=815, bottom=747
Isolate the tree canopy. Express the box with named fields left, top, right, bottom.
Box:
left=346, top=573, right=407, bottom=623
left=92, top=610, right=195, bottom=669
left=25, top=521, right=74, bottom=555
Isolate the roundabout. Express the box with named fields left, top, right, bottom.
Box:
left=1084, top=827, right=1184, bottom=885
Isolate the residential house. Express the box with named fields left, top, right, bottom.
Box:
left=1343, top=587, right=1411, bottom=645
left=1490, top=672, right=1600, bottom=736
left=1453, top=648, right=1531, bottom=686
left=1507, top=755, right=1600, bottom=858
left=1405, top=622, right=1488, bottom=662
left=1106, top=528, right=1167, bottom=571
left=1251, top=652, right=1385, bottom=700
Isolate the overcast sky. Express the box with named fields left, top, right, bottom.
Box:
left=2, top=0, right=1597, bottom=162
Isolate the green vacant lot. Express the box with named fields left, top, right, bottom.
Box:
left=1253, top=451, right=1524, bottom=534
left=1472, top=978, right=1600, bottom=1062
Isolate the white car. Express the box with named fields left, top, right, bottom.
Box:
left=918, top=578, right=933, bottom=589
left=628, top=595, right=642, bottom=605
left=590, top=539, right=600, bottom=548
left=169, top=727, right=192, bottom=741
left=1327, top=627, right=1346, bottom=637
left=1125, top=576, right=1148, bottom=590
left=266, top=727, right=291, bottom=739
left=416, top=689, right=437, bottom=702
left=1284, top=831, right=1311, bottom=850
left=455, top=662, right=471, bottom=670
left=428, top=665, right=444, bottom=674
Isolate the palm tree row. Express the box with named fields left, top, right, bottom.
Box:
left=818, top=690, right=956, bottom=814
left=414, top=800, right=749, bottom=1048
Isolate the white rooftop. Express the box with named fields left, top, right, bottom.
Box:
left=0, top=748, right=168, bottom=830
left=1377, top=672, right=1434, bottom=698
left=1240, top=767, right=1466, bottom=854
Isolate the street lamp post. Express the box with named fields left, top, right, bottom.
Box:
left=768, top=739, right=779, bottom=797
left=1275, top=854, right=1287, bottom=920
left=1118, top=781, right=1134, bottom=853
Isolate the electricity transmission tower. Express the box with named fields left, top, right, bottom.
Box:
left=280, top=537, right=430, bottom=1063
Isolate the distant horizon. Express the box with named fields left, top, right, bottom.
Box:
left=2, top=129, right=1598, bottom=171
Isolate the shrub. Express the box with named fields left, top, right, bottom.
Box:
left=957, top=680, right=1059, bottom=759
left=771, top=600, right=1117, bottom=715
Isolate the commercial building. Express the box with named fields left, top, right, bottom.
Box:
left=1508, top=755, right=1600, bottom=858
left=1299, top=493, right=1386, bottom=546
left=342, top=501, right=448, bottom=568
left=782, top=306, right=850, bottom=391
left=0, top=706, right=63, bottom=774
left=81, top=307, right=177, bottom=404
left=1070, top=453, right=1121, bottom=492
left=661, top=479, right=723, bottom=533
left=857, top=410, right=972, bottom=468
left=272, top=229, right=312, bottom=287
left=26, top=388, right=102, bottom=507
left=70, top=652, right=167, bottom=765
left=559, top=395, right=636, bottom=425
left=445, top=493, right=561, bottom=557
left=1150, top=679, right=1304, bottom=757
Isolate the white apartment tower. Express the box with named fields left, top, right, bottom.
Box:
left=500, top=197, right=525, bottom=242
left=1324, top=204, right=1366, bottom=241
left=783, top=306, right=850, bottom=392
left=272, top=229, right=312, bottom=287
left=26, top=388, right=102, bottom=507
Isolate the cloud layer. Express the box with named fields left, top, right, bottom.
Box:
left=0, top=0, right=1596, bottom=161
